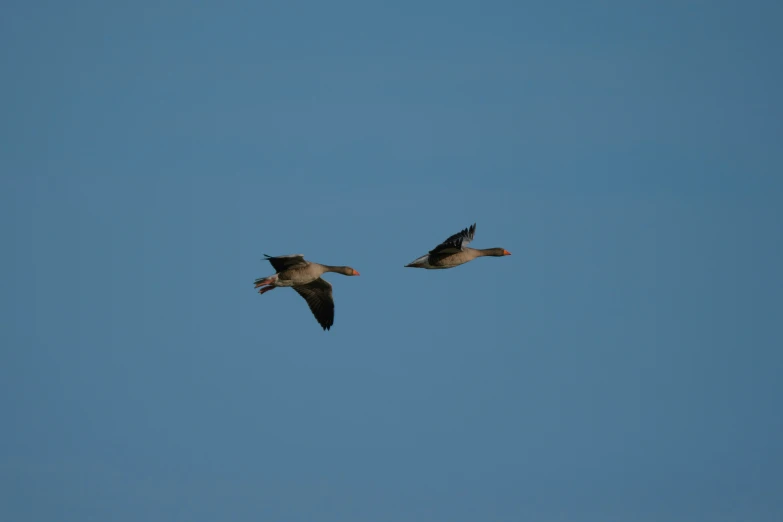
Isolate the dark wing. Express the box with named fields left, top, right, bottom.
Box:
left=264, top=254, right=307, bottom=272
left=429, top=223, right=476, bottom=255
left=293, top=278, right=335, bottom=331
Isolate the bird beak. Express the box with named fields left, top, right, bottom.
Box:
left=353, top=269, right=360, bottom=275
left=503, top=250, right=511, bottom=256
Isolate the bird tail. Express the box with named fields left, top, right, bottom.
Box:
left=404, top=254, right=430, bottom=268
left=254, top=274, right=277, bottom=288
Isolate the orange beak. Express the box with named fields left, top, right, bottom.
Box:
left=503, top=250, right=511, bottom=256
left=352, top=269, right=360, bottom=275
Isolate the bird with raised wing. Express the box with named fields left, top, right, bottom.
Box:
left=254, top=254, right=360, bottom=331
left=404, top=223, right=511, bottom=269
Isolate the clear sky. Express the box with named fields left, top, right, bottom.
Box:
left=2, top=1, right=782, bottom=521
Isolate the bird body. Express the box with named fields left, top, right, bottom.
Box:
left=405, top=223, right=510, bottom=269
left=254, top=254, right=359, bottom=331
left=405, top=247, right=509, bottom=269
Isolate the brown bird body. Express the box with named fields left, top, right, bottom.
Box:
left=405, top=223, right=510, bottom=269
left=254, top=254, right=359, bottom=331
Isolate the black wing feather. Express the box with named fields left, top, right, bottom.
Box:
left=264, top=254, right=307, bottom=272
left=429, top=223, right=476, bottom=254
left=293, top=278, right=335, bottom=331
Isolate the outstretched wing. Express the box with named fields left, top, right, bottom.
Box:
left=429, top=223, right=476, bottom=255
left=264, top=254, right=308, bottom=272
left=293, top=278, right=335, bottom=331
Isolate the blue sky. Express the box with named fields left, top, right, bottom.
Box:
left=2, top=1, right=782, bottom=521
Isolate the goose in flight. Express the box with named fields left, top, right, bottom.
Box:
left=254, top=254, right=360, bottom=331
left=405, top=223, right=510, bottom=269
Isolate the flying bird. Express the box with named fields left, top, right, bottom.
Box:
left=254, top=254, right=360, bottom=331
left=405, top=223, right=510, bottom=269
